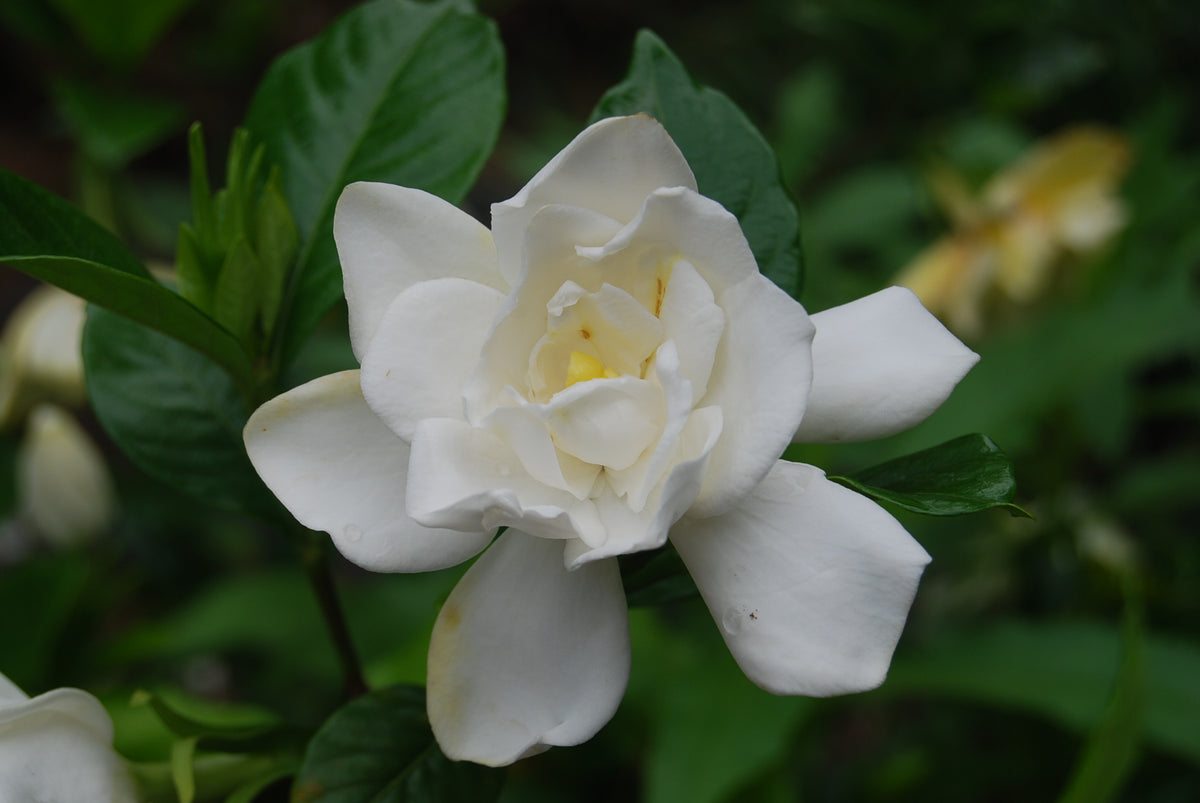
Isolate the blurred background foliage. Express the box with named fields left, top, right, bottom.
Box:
left=1, top=0, right=1198, bottom=801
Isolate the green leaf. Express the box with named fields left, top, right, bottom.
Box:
left=591, top=30, right=804, bottom=298
left=171, top=736, right=199, bottom=803
left=292, top=686, right=504, bottom=803
left=132, top=688, right=284, bottom=744
left=244, top=0, right=506, bottom=363
left=884, top=620, right=1200, bottom=765
left=82, top=306, right=269, bottom=513
left=0, top=169, right=258, bottom=399
left=829, top=433, right=1029, bottom=517
left=1057, top=588, right=1145, bottom=803
left=619, top=544, right=698, bottom=607
left=213, top=238, right=264, bottom=347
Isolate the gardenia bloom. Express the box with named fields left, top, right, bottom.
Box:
left=245, top=115, right=978, bottom=765
left=0, top=286, right=116, bottom=549
left=18, top=403, right=117, bottom=547
left=0, top=672, right=138, bottom=802
left=897, top=127, right=1129, bottom=336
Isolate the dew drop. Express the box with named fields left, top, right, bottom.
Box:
left=498, top=464, right=512, bottom=477
left=344, top=524, right=364, bottom=542
left=721, top=606, right=745, bottom=636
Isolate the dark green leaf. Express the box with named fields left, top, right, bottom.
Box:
left=829, top=433, right=1029, bottom=517
left=292, top=685, right=504, bottom=803
left=0, top=169, right=258, bottom=398
left=244, top=0, right=506, bottom=362
left=82, top=306, right=269, bottom=513
left=213, top=238, right=263, bottom=347
left=131, top=687, right=299, bottom=754
left=620, top=544, right=698, bottom=607
left=591, top=30, right=804, bottom=298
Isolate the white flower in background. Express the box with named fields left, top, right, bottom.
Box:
left=897, top=127, right=1130, bottom=336
left=18, top=404, right=116, bottom=547
left=0, top=671, right=138, bottom=802
left=0, top=284, right=88, bottom=428
left=245, top=115, right=978, bottom=765
left=0, top=285, right=115, bottom=549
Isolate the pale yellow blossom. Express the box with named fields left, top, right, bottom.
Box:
left=897, top=127, right=1130, bottom=336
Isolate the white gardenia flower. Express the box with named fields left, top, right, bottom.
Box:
left=18, top=404, right=117, bottom=547
left=245, top=115, right=978, bottom=766
left=0, top=672, right=138, bottom=802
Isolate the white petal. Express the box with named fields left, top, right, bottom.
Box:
left=0, top=688, right=137, bottom=803
left=576, top=187, right=760, bottom=301
left=428, top=531, right=630, bottom=765
left=482, top=400, right=600, bottom=498
left=244, top=372, right=492, bottom=572
left=658, top=260, right=725, bottom=401
left=672, top=460, right=930, bottom=695
left=606, top=340, right=694, bottom=512
left=566, top=405, right=723, bottom=569
left=690, top=275, right=815, bottom=518
left=794, top=287, right=979, bottom=443
left=463, top=205, right=624, bottom=423
left=491, top=115, right=696, bottom=286
left=334, top=182, right=507, bottom=360
left=407, top=417, right=604, bottom=546
left=18, top=404, right=115, bottom=547
left=0, top=673, right=25, bottom=703
left=361, top=278, right=504, bottom=440
left=542, top=375, right=662, bottom=471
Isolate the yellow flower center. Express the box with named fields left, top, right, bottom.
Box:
left=566, top=350, right=619, bottom=387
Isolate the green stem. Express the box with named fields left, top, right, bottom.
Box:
left=298, top=533, right=369, bottom=700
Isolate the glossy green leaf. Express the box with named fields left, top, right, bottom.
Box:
left=830, top=433, right=1029, bottom=517
left=292, top=685, right=504, bottom=803
left=884, top=620, right=1200, bottom=765
left=244, top=0, right=505, bottom=362
left=82, top=306, right=269, bottom=513
left=592, top=30, right=804, bottom=298
left=0, top=168, right=258, bottom=398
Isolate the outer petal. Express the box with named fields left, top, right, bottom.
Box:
left=794, top=287, right=979, bottom=444
left=244, top=371, right=492, bottom=572
left=361, top=278, right=505, bottom=440
left=428, top=531, right=630, bottom=765
left=690, top=274, right=815, bottom=518
left=491, top=115, right=697, bottom=286
left=0, top=685, right=137, bottom=803
left=334, top=182, right=508, bottom=360
left=672, top=460, right=931, bottom=695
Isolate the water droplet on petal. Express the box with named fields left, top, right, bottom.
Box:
left=344, top=524, right=364, bottom=542
left=498, top=464, right=512, bottom=477
left=721, top=606, right=745, bottom=636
